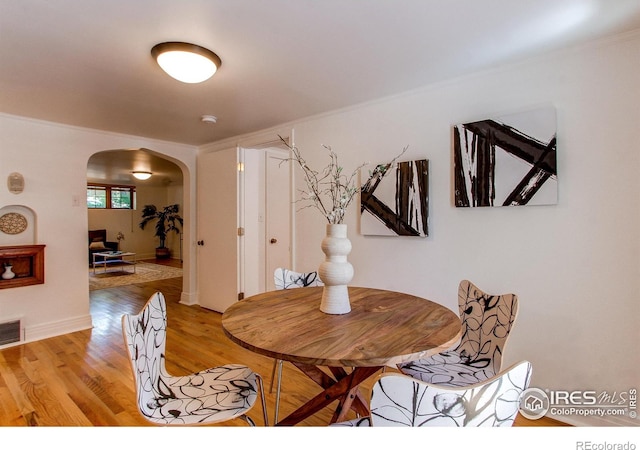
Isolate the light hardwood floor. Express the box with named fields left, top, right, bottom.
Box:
left=0, top=267, right=567, bottom=427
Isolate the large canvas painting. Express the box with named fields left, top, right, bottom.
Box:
left=360, top=159, right=429, bottom=237
left=453, top=107, right=557, bottom=207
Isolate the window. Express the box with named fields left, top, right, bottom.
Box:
left=87, top=184, right=136, bottom=209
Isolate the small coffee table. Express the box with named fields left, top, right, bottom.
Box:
left=92, top=251, right=136, bottom=274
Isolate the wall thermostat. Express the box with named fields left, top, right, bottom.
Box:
left=7, top=172, right=24, bottom=194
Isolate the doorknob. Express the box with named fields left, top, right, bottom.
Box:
left=197, top=240, right=205, bottom=246
left=270, top=238, right=277, bottom=244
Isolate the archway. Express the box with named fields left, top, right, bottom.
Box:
left=86, top=148, right=186, bottom=291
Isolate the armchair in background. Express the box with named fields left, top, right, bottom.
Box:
left=88, top=229, right=118, bottom=265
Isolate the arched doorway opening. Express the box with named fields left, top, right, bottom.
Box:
left=86, top=148, right=186, bottom=291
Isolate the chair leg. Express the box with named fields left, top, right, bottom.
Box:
left=241, top=414, right=256, bottom=426
left=269, top=359, right=278, bottom=393
left=274, top=359, right=284, bottom=424
left=255, top=373, right=269, bottom=426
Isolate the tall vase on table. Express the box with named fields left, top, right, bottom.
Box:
left=319, top=223, right=353, bottom=314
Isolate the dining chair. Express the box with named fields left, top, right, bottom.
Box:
left=398, top=279, right=519, bottom=386
left=273, top=267, right=323, bottom=290
left=333, top=360, right=532, bottom=427
left=122, top=291, right=268, bottom=426
left=271, top=267, right=323, bottom=422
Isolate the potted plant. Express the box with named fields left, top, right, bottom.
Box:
left=139, top=204, right=183, bottom=259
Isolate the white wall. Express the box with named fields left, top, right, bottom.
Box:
left=212, top=32, right=640, bottom=426
left=0, top=115, right=197, bottom=342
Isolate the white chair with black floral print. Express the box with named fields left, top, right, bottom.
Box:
left=271, top=267, right=323, bottom=422
left=398, top=279, right=519, bottom=387
left=273, top=267, right=323, bottom=290
left=121, top=291, right=268, bottom=426
left=333, top=360, right=531, bottom=427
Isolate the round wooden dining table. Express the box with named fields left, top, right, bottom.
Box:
left=222, top=286, right=461, bottom=426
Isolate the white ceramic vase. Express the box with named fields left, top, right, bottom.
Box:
left=2, top=264, right=15, bottom=280
left=318, top=223, right=354, bottom=314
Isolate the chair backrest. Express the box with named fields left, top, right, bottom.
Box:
left=455, top=280, right=519, bottom=375
left=274, top=267, right=323, bottom=290
left=370, top=361, right=532, bottom=427
left=88, top=229, right=107, bottom=244
left=121, top=292, right=169, bottom=419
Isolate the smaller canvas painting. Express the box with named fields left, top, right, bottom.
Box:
left=360, top=159, right=429, bottom=237
left=453, top=106, right=557, bottom=207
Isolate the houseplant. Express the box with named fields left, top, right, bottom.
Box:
left=139, top=204, right=183, bottom=259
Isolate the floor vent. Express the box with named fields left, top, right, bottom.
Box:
left=0, top=320, right=22, bottom=346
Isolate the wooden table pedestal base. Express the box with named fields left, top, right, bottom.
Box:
left=276, top=364, right=381, bottom=426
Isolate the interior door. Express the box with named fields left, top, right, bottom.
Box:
left=197, top=147, right=239, bottom=312
left=239, top=148, right=264, bottom=298
left=265, top=148, right=292, bottom=290
left=240, top=146, right=292, bottom=297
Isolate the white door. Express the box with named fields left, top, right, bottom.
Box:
left=240, top=148, right=264, bottom=298
left=240, top=147, right=292, bottom=297
left=197, top=141, right=293, bottom=309
left=265, top=148, right=292, bottom=290
left=197, top=147, right=239, bottom=312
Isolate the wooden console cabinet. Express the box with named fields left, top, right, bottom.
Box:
left=0, top=244, right=45, bottom=289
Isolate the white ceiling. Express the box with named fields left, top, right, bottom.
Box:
left=2, top=0, right=640, bottom=148
left=86, top=149, right=183, bottom=187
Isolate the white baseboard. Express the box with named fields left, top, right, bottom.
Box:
left=180, top=291, right=198, bottom=306
left=24, top=314, right=93, bottom=344
left=135, top=252, right=157, bottom=260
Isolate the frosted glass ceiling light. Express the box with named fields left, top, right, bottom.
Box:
left=132, top=171, right=152, bottom=180
left=151, top=42, right=222, bottom=84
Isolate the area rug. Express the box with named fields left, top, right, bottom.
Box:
left=89, top=262, right=183, bottom=291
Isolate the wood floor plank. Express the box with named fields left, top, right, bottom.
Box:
left=0, top=353, right=31, bottom=426
left=23, top=344, right=95, bottom=426
left=0, top=386, right=26, bottom=426
left=0, top=350, right=38, bottom=425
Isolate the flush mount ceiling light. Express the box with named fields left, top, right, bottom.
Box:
left=151, top=42, right=222, bottom=83
left=132, top=171, right=152, bottom=180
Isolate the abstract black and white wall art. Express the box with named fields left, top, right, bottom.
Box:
left=360, top=159, right=429, bottom=236
left=453, top=107, right=557, bottom=207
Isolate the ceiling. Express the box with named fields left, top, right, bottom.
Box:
left=2, top=0, right=640, bottom=149
left=86, top=149, right=183, bottom=187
